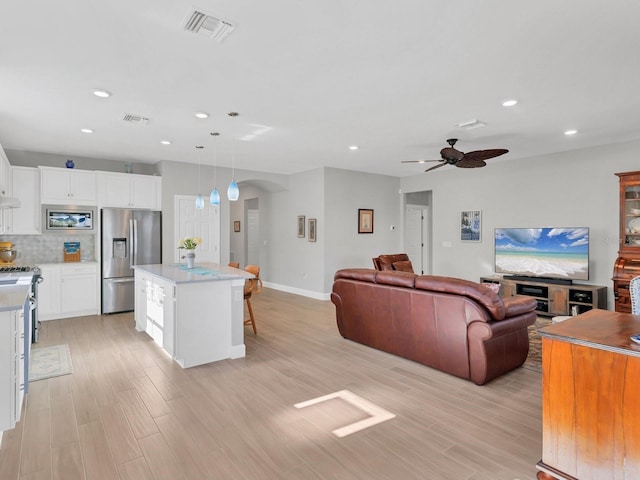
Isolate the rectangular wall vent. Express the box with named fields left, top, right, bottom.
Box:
left=123, top=114, right=150, bottom=126
left=183, top=9, right=236, bottom=42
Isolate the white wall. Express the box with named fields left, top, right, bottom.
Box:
left=324, top=167, right=402, bottom=292
left=400, top=139, right=640, bottom=309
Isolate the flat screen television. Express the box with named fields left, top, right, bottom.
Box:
left=494, top=227, right=589, bottom=282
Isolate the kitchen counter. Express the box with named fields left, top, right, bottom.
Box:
left=133, top=262, right=254, bottom=284
left=133, top=263, right=252, bottom=368
left=0, top=276, right=32, bottom=312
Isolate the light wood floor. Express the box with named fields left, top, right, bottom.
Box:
left=0, top=288, right=543, bottom=480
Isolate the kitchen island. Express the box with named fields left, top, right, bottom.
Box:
left=133, top=263, right=254, bottom=368
left=537, top=309, right=640, bottom=479
left=0, top=274, right=33, bottom=443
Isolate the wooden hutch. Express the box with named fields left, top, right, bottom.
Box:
left=613, top=171, right=640, bottom=312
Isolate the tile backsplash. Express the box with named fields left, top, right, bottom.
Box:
left=0, top=234, right=97, bottom=265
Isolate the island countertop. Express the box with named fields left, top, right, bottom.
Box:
left=133, top=262, right=254, bottom=284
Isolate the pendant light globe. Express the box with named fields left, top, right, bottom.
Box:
left=210, top=188, right=220, bottom=206
left=227, top=181, right=239, bottom=201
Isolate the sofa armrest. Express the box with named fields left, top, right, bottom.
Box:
left=503, top=296, right=537, bottom=318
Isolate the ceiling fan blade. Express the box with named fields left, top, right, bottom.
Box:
left=425, top=162, right=447, bottom=173
left=455, top=158, right=487, bottom=169
left=401, top=159, right=442, bottom=164
left=462, top=149, right=509, bottom=162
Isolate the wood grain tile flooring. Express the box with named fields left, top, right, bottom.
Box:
left=0, top=288, right=543, bottom=479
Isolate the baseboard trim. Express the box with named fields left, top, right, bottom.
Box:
left=263, top=281, right=330, bottom=301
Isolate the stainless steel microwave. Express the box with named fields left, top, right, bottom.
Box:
left=42, top=205, right=96, bottom=233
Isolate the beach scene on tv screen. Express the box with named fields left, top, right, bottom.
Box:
left=495, top=228, right=589, bottom=279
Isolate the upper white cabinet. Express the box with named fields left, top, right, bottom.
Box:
left=40, top=166, right=97, bottom=205
left=98, top=172, right=161, bottom=210
left=9, top=166, right=40, bottom=234
left=0, top=144, right=14, bottom=233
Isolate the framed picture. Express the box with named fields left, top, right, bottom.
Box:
left=233, top=220, right=240, bottom=233
left=461, top=210, right=481, bottom=242
left=297, top=215, right=305, bottom=238
left=358, top=209, right=374, bottom=234
left=308, top=218, right=317, bottom=242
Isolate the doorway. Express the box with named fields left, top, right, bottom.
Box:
left=404, top=191, right=431, bottom=275
left=174, top=195, right=220, bottom=263
left=246, top=208, right=259, bottom=266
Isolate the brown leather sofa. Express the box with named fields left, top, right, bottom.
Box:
left=372, top=253, right=414, bottom=273
left=331, top=269, right=537, bottom=385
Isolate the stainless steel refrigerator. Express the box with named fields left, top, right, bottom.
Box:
left=101, top=208, right=162, bottom=314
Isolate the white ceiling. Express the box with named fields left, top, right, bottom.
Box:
left=1, top=0, right=639, bottom=177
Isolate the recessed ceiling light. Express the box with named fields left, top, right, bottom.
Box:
left=80, top=128, right=94, bottom=134
left=93, top=89, right=112, bottom=98
left=349, top=145, right=359, bottom=151
left=195, top=112, right=209, bottom=119
left=564, top=129, right=578, bottom=136
left=502, top=99, right=518, bottom=107
left=160, top=140, right=172, bottom=145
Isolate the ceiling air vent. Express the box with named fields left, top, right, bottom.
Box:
left=183, top=9, right=236, bottom=42
left=456, top=119, right=486, bottom=130
left=123, top=114, right=150, bottom=126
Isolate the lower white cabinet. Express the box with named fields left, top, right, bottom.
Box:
left=134, top=272, right=175, bottom=355
left=0, top=305, right=27, bottom=438
left=39, top=263, right=99, bottom=320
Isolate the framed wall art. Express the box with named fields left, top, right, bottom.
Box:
left=234, top=220, right=241, bottom=233
left=461, top=210, right=481, bottom=242
left=308, top=218, right=317, bottom=242
left=297, top=215, right=305, bottom=238
left=358, top=209, right=374, bottom=234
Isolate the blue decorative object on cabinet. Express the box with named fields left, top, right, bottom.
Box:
left=65, top=159, right=75, bottom=168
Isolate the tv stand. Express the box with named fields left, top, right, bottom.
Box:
left=503, top=275, right=573, bottom=286
left=480, top=276, right=607, bottom=317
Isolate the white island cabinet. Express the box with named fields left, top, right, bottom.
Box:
left=0, top=282, right=32, bottom=445
left=133, top=263, right=253, bottom=368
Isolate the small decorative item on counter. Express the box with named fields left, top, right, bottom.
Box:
left=65, top=159, right=75, bottom=168
left=63, top=241, right=81, bottom=262
left=178, top=237, right=201, bottom=251
left=178, top=237, right=201, bottom=268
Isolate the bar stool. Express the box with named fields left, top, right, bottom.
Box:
left=243, top=265, right=262, bottom=334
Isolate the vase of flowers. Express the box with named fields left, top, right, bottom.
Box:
left=178, top=237, right=201, bottom=268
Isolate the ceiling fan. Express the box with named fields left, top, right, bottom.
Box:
left=402, top=138, right=508, bottom=172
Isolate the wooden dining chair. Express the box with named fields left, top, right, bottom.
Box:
left=228, top=261, right=240, bottom=268
left=243, top=264, right=262, bottom=334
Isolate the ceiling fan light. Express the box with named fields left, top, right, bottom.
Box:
left=227, top=181, right=239, bottom=201
left=210, top=187, right=220, bottom=206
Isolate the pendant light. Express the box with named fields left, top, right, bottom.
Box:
left=209, top=132, right=220, bottom=206
left=227, top=111, right=240, bottom=201
left=195, top=145, right=204, bottom=209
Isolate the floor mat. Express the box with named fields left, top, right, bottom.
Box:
left=29, top=344, right=73, bottom=382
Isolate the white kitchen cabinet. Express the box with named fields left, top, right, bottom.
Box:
left=40, top=166, right=97, bottom=205
left=0, top=144, right=14, bottom=234
left=39, top=263, right=98, bottom=320
left=134, top=271, right=175, bottom=355
left=9, top=166, right=41, bottom=234
left=38, top=265, right=61, bottom=319
left=0, top=305, right=27, bottom=437
left=98, top=172, right=161, bottom=209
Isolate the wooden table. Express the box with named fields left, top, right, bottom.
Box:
left=537, top=309, right=640, bottom=479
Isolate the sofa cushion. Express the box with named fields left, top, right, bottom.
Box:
left=377, top=257, right=395, bottom=270
left=415, top=275, right=506, bottom=320
left=334, top=268, right=377, bottom=283
left=392, top=260, right=414, bottom=272
left=375, top=270, right=417, bottom=288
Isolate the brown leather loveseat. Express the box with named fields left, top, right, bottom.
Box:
left=331, top=269, right=537, bottom=385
